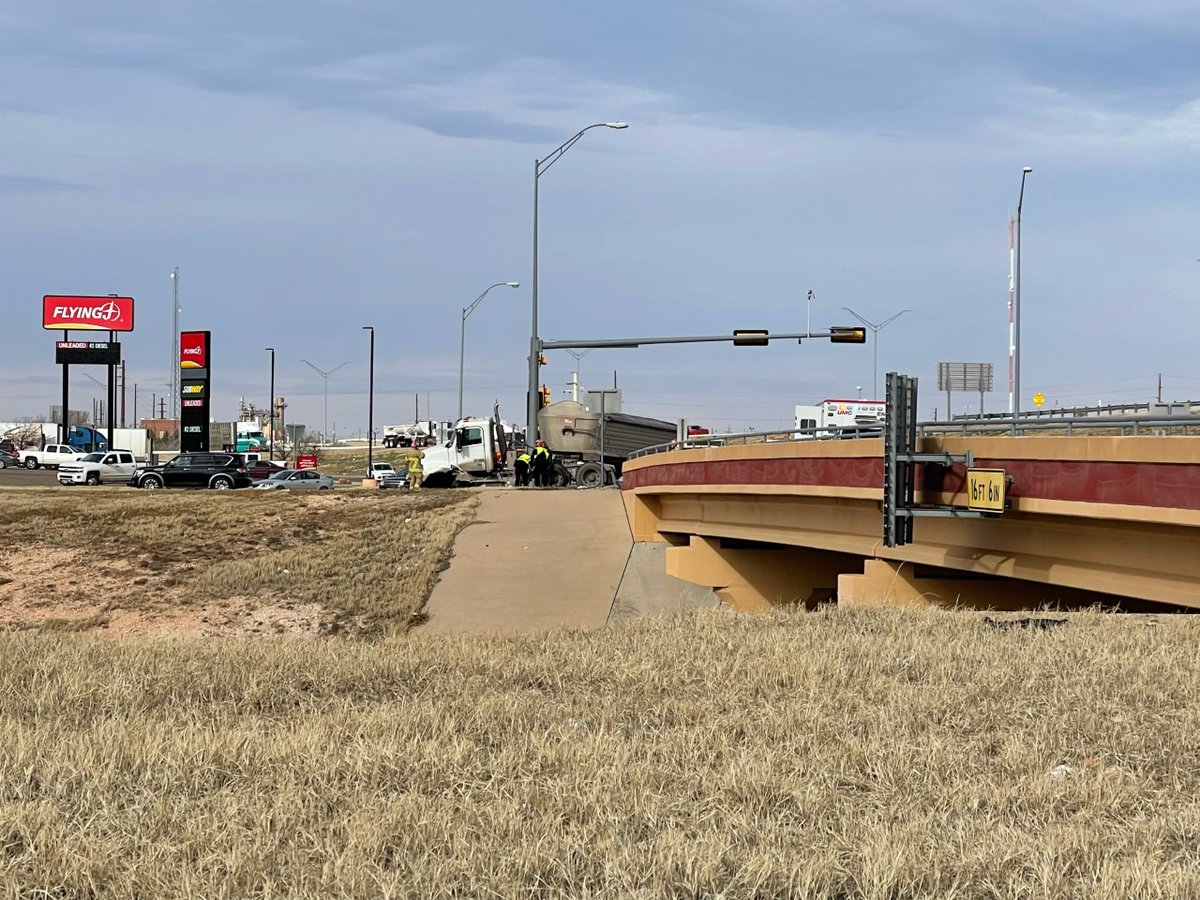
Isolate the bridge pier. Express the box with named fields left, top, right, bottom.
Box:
left=665, top=535, right=851, bottom=612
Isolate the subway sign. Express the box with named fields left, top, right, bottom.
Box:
left=43, top=295, right=135, bottom=332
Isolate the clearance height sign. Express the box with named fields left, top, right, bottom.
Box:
left=180, top=331, right=211, bottom=452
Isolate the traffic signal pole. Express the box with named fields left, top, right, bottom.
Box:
left=537, top=326, right=865, bottom=353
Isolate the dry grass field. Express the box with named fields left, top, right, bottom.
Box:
left=2, top=489, right=1198, bottom=897
left=1, top=608, right=1199, bottom=897
left=0, top=488, right=475, bottom=637
left=310, top=447, right=422, bottom=477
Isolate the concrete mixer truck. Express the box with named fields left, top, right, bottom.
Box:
left=419, top=400, right=675, bottom=488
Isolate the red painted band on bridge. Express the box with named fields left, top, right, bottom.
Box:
left=622, top=456, right=1200, bottom=512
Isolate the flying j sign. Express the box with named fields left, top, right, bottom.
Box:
left=43, top=295, right=135, bottom=332
left=179, top=330, right=208, bottom=368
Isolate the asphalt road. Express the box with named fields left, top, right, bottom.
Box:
left=0, top=465, right=61, bottom=487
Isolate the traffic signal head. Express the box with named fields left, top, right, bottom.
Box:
left=538, top=385, right=552, bottom=408
left=733, top=329, right=770, bottom=346
left=538, top=354, right=548, bottom=366
left=830, top=326, right=867, bottom=344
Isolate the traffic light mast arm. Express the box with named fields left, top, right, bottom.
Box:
left=538, top=327, right=863, bottom=351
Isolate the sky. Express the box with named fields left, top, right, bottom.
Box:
left=2, top=0, right=1198, bottom=436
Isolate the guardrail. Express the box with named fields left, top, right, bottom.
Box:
left=953, top=400, right=1200, bottom=421
left=628, top=414, right=1200, bottom=461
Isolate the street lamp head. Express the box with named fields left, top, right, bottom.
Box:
left=506, top=282, right=521, bottom=288
left=265, top=346, right=274, bottom=352
left=362, top=325, right=373, bottom=332
left=1022, top=166, right=1033, bottom=173
left=606, top=122, right=629, bottom=129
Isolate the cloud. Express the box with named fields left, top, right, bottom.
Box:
left=0, top=175, right=92, bottom=195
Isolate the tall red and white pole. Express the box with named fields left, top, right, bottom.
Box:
left=1007, top=216, right=1015, bottom=416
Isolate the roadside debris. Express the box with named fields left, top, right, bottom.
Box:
left=983, top=616, right=1067, bottom=632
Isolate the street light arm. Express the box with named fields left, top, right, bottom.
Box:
left=537, top=122, right=627, bottom=178
left=878, top=309, right=912, bottom=330
left=302, top=359, right=351, bottom=379
left=463, top=281, right=519, bottom=321
left=841, top=306, right=877, bottom=331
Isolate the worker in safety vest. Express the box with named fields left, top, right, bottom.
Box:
left=531, top=439, right=552, bottom=487
left=514, top=450, right=532, bottom=487
left=406, top=446, right=424, bottom=489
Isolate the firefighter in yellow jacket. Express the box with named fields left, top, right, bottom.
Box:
left=531, top=439, right=552, bottom=487
left=514, top=449, right=532, bottom=487
left=406, top=444, right=424, bottom=490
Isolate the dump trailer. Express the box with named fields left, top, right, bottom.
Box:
left=537, top=400, right=676, bottom=487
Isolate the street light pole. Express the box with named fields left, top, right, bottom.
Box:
left=841, top=307, right=911, bottom=399
left=265, top=347, right=275, bottom=459
left=169, top=268, right=180, bottom=421
left=363, top=326, right=375, bottom=475
left=302, top=359, right=349, bottom=448
left=459, top=281, right=519, bottom=420
left=565, top=348, right=593, bottom=402
left=1013, top=166, right=1033, bottom=426
left=528, top=121, right=628, bottom=446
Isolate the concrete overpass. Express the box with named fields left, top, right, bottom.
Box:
left=620, top=432, right=1200, bottom=612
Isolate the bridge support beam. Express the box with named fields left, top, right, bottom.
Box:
left=838, top=559, right=1131, bottom=611
left=665, top=535, right=849, bottom=612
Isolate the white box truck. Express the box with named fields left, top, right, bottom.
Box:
left=793, top=399, right=886, bottom=439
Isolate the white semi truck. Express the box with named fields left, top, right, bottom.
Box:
left=419, top=401, right=675, bottom=488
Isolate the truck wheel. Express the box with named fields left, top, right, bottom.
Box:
left=576, top=462, right=602, bottom=488
left=211, top=475, right=234, bottom=490
left=24, top=458, right=38, bottom=470
left=141, top=475, right=163, bottom=489
left=85, top=473, right=100, bottom=486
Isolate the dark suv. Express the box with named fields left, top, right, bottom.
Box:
left=129, top=452, right=254, bottom=490
left=0, top=440, right=17, bottom=469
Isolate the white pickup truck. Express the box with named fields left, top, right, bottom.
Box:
left=367, top=462, right=407, bottom=489
left=21, top=444, right=84, bottom=470
left=57, top=450, right=138, bottom=485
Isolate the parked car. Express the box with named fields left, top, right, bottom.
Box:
left=251, top=469, right=335, bottom=491
left=128, top=452, right=253, bottom=490
left=244, top=459, right=287, bottom=480
left=367, top=462, right=407, bottom=489
left=57, top=450, right=138, bottom=485
left=0, top=441, right=16, bottom=469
